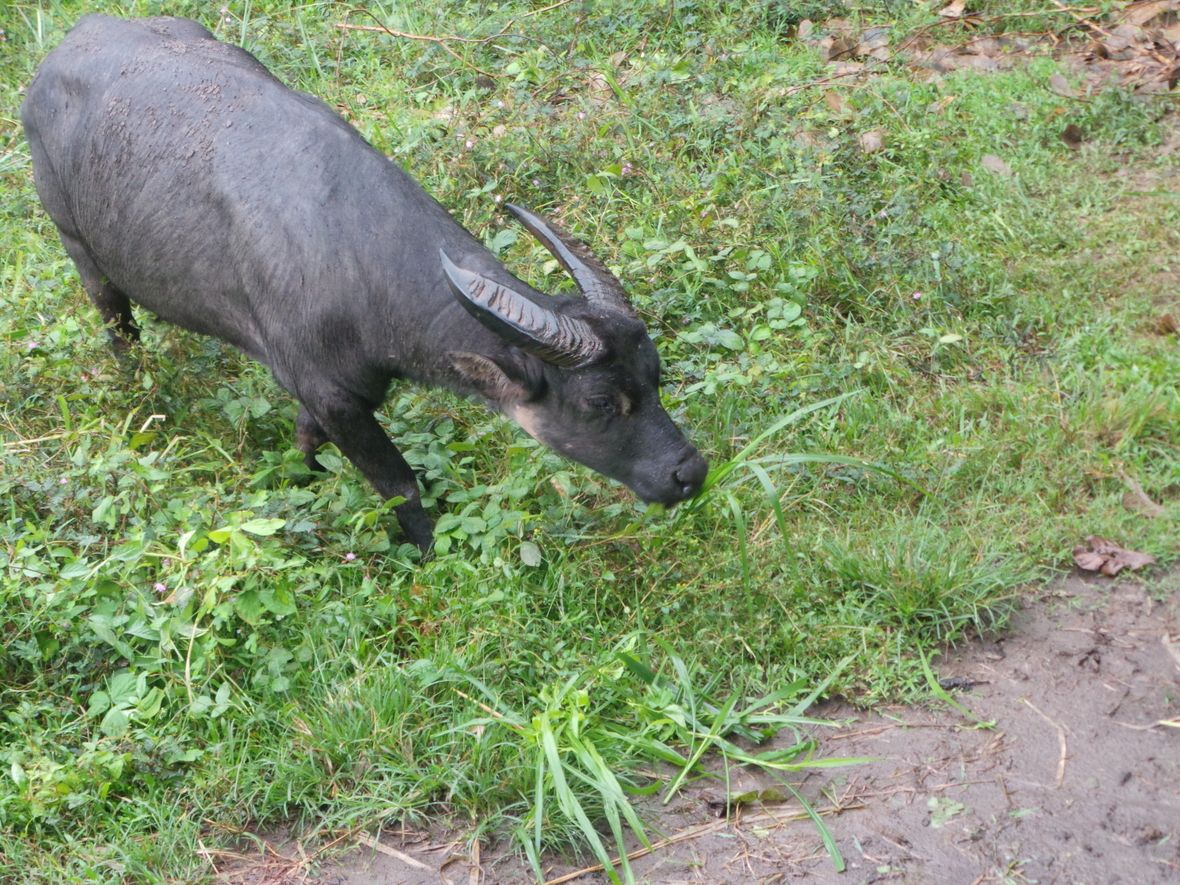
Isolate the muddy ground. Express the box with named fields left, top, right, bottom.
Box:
left=214, top=569, right=1179, bottom=885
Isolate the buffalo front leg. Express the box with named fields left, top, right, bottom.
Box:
left=299, top=394, right=435, bottom=554
left=60, top=232, right=140, bottom=351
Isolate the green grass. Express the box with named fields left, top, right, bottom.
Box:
left=2, top=1, right=1179, bottom=881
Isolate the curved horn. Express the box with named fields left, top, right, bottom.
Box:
left=505, top=203, right=632, bottom=312
left=440, top=250, right=604, bottom=369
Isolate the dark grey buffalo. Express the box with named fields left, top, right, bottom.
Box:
left=21, top=15, right=707, bottom=553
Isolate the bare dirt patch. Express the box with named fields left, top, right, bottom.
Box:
left=210, top=570, right=1179, bottom=885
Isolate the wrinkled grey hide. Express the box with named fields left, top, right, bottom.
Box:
left=21, top=15, right=707, bottom=553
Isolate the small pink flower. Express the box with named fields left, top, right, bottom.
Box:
left=220, top=6, right=229, bottom=12
left=494, top=194, right=502, bottom=203
left=154, top=582, right=167, bottom=594
left=912, top=291, right=923, bottom=300
left=345, top=552, right=356, bottom=561
left=578, top=112, right=586, bottom=120
left=465, top=140, right=474, bottom=149
left=59, top=477, right=68, bottom=485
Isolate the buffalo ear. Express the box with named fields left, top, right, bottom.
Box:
left=449, top=352, right=530, bottom=404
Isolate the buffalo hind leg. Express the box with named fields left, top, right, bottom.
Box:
left=60, top=232, right=140, bottom=351
left=300, top=393, right=434, bottom=555
left=295, top=404, right=330, bottom=473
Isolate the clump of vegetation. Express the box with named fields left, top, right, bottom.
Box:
left=1, top=1, right=1177, bottom=881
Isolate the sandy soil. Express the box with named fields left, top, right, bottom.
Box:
left=213, top=569, right=1179, bottom=885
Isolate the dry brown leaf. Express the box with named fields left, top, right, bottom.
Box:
left=1118, top=0, right=1175, bottom=28
left=831, top=61, right=865, bottom=77
left=964, top=37, right=1002, bottom=58
left=1060, top=123, right=1086, bottom=149
left=927, top=95, right=956, bottom=115
left=1073, top=547, right=1107, bottom=571
left=1122, top=490, right=1165, bottom=517
left=1049, top=73, right=1075, bottom=98
left=1099, top=558, right=1125, bottom=576
left=1111, top=23, right=1148, bottom=41
left=586, top=72, right=614, bottom=106
left=939, top=0, right=967, bottom=18
left=859, top=129, right=885, bottom=152
left=1158, top=313, right=1179, bottom=334
left=1160, top=22, right=1180, bottom=48
left=825, top=36, right=858, bottom=61
left=950, top=54, right=999, bottom=72
left=1119, top=470, right=1166, bottom=518
left=1101, top=34, right=1136, bottom=60
left=824, top=90, right=851, bottom=115
left=859, top=28, right=889, bottom=53
left=1074, top=535, right=1158, bottom=576
left=981, top=154, right=1013, bottom=176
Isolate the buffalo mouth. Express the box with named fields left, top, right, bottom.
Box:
left=630, top=448, right=709, bottom=506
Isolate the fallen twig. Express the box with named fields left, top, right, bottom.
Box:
left=452, top=687, right=525, bottom=731
left=356, top=833, right=433, bottom=870
left=826, top=722, right=971, bottom=740
left=520, top=0, right=578, bottom=17
left=335, top=11, right=498, bottom=78
left=1022, top=699, right=1067, bottom=788
left=541, top=808, right=820, bottom=885
left=469, top=838, right=481, bottom=885
left=781, top=67, right=871, bottom=97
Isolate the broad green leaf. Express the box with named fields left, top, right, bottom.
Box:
left=519, top=541, right=543, bottom=567
left=100, top=707, right=130, bottom=738
left=238, top=517, right=286, bottom=536
left=715, top=329, right=745, bottom=350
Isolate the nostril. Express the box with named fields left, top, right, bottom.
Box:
left=673, top=450, right=708, bottom=496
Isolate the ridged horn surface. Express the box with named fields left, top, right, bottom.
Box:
left=440, top=250, right=604, bottom=369
left=505, top=203, right=632, bottom=312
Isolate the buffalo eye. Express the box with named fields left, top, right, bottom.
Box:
left=587, top=393, right=620, bottom=417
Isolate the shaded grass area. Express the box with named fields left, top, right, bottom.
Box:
left=1, top=1, right=1178, bottom=881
